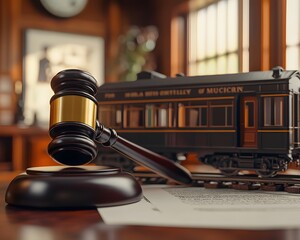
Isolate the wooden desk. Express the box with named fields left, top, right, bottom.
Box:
left=0, top=125, right=53, bottom=171
left=0, top=172, right=299, bottom=240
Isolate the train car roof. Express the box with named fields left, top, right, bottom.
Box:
left=98, top=70, right=300, bottom=91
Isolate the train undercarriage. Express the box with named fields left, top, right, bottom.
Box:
left=200, top=152, right=291, bottom=178
left=96, top=146, right=300, bottom=179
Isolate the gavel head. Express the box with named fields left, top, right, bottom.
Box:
left=48, top=69, right=99, bottom=165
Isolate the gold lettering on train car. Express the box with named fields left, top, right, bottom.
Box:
left=145, top=91, right=159, bottom=97
left=104, top=93, right=116, bottom=99
left=206, top=86, right=244, bottom=94
left=125, top=92, right=144, bottom=98
left=206, top=88, right=215, bottom=94
left=198, top=88, right=205, bottom=94
left=159, top=89, right=192, bottom=96
left=236, top=86, right=243, bottom=92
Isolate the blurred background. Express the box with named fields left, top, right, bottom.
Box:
left=0, top=0, right=298, bottom=172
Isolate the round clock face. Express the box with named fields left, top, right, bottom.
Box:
left=40, top=0, right=88, bottom=18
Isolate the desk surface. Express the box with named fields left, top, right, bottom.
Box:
left=0, top=172, right=299, bottom=240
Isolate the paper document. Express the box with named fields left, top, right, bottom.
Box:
left=98, top=185, right=300, bottom=229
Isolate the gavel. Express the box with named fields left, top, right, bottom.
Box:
left=48, top=69, right=192, bottom=184
left=5, top=69, right=192, bottom=209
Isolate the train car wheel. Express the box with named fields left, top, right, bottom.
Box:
left=256, top=158, right=277, bottom=178
left=219, top=157, right=239, bottom=176
left=256, top=170, right=277, bottom=178
left=220, top=169, right=239, bottom=176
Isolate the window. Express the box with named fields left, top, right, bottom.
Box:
left=286, top=0, right=300, bottom=70
left=210, top=101, right=233, bottom=127
left=263, top=97, right=284, bottom=126
left=292, top=93, right=300, bottom=146
left=178, top=101, right=208, bottom=127
left=244, top=101, right=254, bottom=128
left=145, top=103, right=175, bottom=128
left=99, top=105, right=122, bottom=128
left=123, top=104, right=144, bottom=128
left=178, top=100, right=233, bottom=127
left=172, top=0, right=249, bottom=76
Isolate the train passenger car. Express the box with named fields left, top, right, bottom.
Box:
left=96, top=67, right=300, bottom=177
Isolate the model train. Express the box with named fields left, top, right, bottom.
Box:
left=95, top=67, right=300, bottom=177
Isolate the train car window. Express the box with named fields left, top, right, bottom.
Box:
left=263, top=97, right=284, bottom=126
left=168, top=103, right=176, bottom=128
left=245, top=101, right=254, bottom=127
left=157, top=105, right=168, bottom=127
left=296, top=94, right=300, bottom=146
left=99, top=105, right=122, bottom=128
left=291, top=93, right=299, bottom=146
left=210, top=100, right=233, bottom=127
left=178, top=102, right=208, bottom=127
left=178, top=103, right=185, bottom=127
left=145, top=104, right=155, bottom=127
left=123, top=104, right=144, bottom=128
left=145, top=103, right=174, bottom=128
left=227, top=106, right=233, bottom=126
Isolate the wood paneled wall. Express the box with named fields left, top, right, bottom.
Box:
left=1, top=0, right=108, bottom=84
left=249, top=0, right=286, bottom=71
left=0, top=0, right=172, bottom=119
left=0, top=0, right=175, bottom=87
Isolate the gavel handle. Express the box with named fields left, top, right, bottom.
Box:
left=95, top=123, right=192, bottom=185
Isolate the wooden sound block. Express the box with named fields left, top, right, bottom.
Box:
left=5, top=166, right=143, bottom=209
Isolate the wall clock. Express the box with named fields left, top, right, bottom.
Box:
left=40, top=0, right=88, bottom=18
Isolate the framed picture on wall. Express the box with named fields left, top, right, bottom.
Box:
left=23, top=29, right=104, bottom=127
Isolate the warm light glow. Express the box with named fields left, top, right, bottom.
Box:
left=206, top=5, right=217, bottom=58
left=286, top=0, right=300, bottom=70
left=217, top=0, right=227, bottom=55
left=189, top=12, right=197, bottom=62
left=217, top=55, right=227, bottom=74
left=286, top=46, right=299, bottom=70
left=227, top=0, right=238, bottom=52
left=286, top=0, right=300, bottom=46
left=188, top=0, right=249, bottom=76
left=197, top=10, right=206, bottom=60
